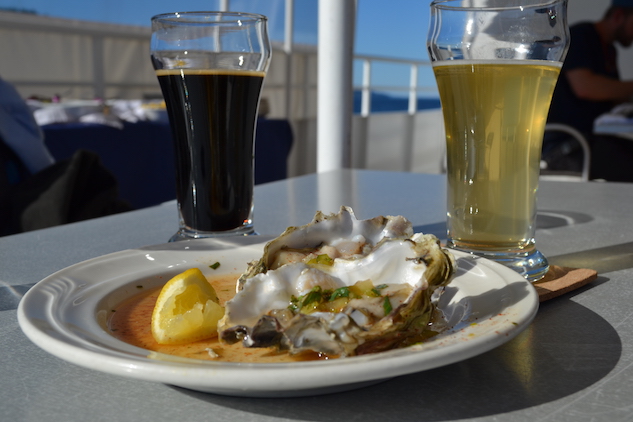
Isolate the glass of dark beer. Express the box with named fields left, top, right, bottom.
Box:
left=150, top=12, right=271, bottom=241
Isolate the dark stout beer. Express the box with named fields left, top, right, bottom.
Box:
left=156, top=69, right=264, bottom=232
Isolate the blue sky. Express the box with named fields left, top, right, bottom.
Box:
left=0, top=0, right=434, bottom=96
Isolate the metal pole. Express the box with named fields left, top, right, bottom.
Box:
left=317, top=0, right=356, bottom=172
left=284, top=0, right=295, bottom=120
left=403, top=64, right=419, bottom=171
left=355, top=59, right=371, bottom=168
left=361, top=59, right=371, bottom=117
left=408, top=64, right=418, bottom=116
left=92, top=36, right=105, bottom=99
left=219, top=0, right=229, bottom=12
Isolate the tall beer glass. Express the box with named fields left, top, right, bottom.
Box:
left=151, top=12, right=271, bottom=241
left=427, top=0, right=569, bottom=281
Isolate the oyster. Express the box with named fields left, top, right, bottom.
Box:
left=219, top=207, right=455, bottom=357
left=236, top=206, right=413, bottom=290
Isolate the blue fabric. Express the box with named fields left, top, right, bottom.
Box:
left=0, top=78, right=55, bottom=174
left=42, top=118, right=292, bottom=209
left=254, top=118, right=293, bottom=185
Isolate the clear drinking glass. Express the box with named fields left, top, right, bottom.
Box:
left=151, top=12, right=271, bottom=241
left=427, top=0, right=569, bottom=281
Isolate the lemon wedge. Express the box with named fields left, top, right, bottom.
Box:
left=151, top=268, right=224, bottom=345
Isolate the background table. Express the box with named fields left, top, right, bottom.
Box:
left=1, top=169, right=632, bottom=422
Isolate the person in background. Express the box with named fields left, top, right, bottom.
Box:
left=0, top=77, right=131, bottom=236
left=0, top=76, right=55, bottom=178
left=545, top=0, right=633, bottom=181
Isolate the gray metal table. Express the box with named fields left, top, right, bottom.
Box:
left=2, top=169, right=632, bottom=422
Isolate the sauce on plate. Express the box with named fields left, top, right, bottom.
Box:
left=108, top=274, right=328, bottom=363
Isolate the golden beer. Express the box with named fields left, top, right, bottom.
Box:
left=433, top=60, right=561, bottom=253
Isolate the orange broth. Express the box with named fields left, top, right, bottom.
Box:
left=108, top=274, right=328, bottom=363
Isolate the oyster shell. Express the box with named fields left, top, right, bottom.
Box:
left=219, top=207, right=456, bottom=357
left=236, top=206, right=413, bottom=290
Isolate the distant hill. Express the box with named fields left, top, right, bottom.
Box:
left=353, top=91, right=440, bottom=114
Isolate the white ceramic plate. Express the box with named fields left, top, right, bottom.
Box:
left=18, top=237, right=538, bottom=397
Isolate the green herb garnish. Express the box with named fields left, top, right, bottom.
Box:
left=301, top=286, right=324, bottom=308
left=288, top=295, right=300, bottom=312
left=210, top=262, right=221, bottom=270
left=383, top=296, right=393, bottom=315
left=329, top=286, right=350, bottom=301
left=369, top=284, right=388, bottom=297
left=306, top=254, right=334, bottom=266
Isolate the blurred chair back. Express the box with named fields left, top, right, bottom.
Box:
left=541, top=123, right=591, bottom=182
left=0, top=148, right=132, bottom=236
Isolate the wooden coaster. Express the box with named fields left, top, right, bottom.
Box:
left=534, top=265, right=598, bottom=302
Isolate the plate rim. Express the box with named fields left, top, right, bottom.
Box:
left=17, top=237, right=539, bottom=396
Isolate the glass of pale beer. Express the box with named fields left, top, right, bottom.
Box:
left=427, top=0, right=569, bottom=281
left=151, top=12, right=271, bottom=241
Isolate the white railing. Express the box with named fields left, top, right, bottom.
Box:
left=352, top=54, right=438, bottom=171
left=0, top=11, right=156, bottom=100
left=355, top=54, right=437, bottom=118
